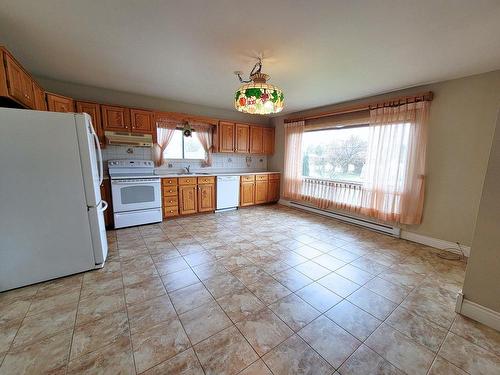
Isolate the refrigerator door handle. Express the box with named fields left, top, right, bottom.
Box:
left=92, top=129, right=103, bottom=186
left=100, top=200, right=108, bottom=212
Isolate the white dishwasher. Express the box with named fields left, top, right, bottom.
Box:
left=216, top=175, right=240, bottom=211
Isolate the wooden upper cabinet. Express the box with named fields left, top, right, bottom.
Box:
left=46, top=93, right=74, bottom=113
left=263, top=127, right=275, bottom=155
left=130, top=109, right=154, bottom=134
left=198, top=184, right=215, bottom=212
left=76, top=101, right=103, bottom=140
left=235, top=124, right=250, bottom=153
left=101, top=105, right=130, bottom=132
left=3, top=52, right=34, bottom=108
left=32, top=82, right=47, bottom=111
left=250, top=126, right=264, bottom=154
left=219, top=121, right=235, bottom=153
left=179, top=185, right=198, bottom=215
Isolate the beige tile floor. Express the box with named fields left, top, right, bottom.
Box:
left=1, top=204, right=499, bottom=374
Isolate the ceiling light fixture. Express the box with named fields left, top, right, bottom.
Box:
left=234, top=58, right=284, bottom=115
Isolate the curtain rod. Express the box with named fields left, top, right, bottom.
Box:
left=284, top=91, right=433, bottom=123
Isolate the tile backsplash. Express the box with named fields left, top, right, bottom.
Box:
left=102, top=145, right=268, bottom=174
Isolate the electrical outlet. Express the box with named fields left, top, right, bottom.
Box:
left=167, top=163, right=173, bottom=168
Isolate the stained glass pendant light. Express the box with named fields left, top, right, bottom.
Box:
left=234, top=58, right=284, bottom=115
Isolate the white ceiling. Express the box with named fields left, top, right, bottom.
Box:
left=1, top=0, right=500, bottom=115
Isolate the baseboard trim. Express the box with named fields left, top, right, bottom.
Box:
left=278, top=199, right=471, bottom=257
left=400, top=230, right=471, bottom=257
left=278, top=199, right=400, bottom=237
left=455, top=293, right=500, bottom=331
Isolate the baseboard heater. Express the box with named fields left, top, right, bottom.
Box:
left=283, top=200, right=401, bottom=237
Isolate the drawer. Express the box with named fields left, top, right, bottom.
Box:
left=162, top=178, right=178, bottom=186
left=255, top=174, right=268, bottom=181
left=269, top=173, right=280, bottom=181
left=163, top=206, right=179, bottom=218
left=163, top=196, right=178, bottom=207
left=241, top=175, right=255, bottom=182
left=179, top=177, right=197, bottom=185
left=197, top=176, right=215, bottom=184
left=163, top=186, right=178, bottom=196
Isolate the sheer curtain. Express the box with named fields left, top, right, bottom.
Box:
left=153, top=119, right=178, bottom=166
left=283, top=120, right=305, bottom=200
left=191, top=121, right=214, bottom=167
left=284, top=102, right=430, bottom=225
left=359, top=101, right=430, bottom=224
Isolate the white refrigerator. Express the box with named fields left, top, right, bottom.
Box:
left=0, top=108, right=108, bottom=292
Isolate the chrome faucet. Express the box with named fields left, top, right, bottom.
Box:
left=184, top=165, right=191, bottom=174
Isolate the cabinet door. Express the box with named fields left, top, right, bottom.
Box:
left=21, top=73, right=35, bottom=108
left=235, top=124, right=250, bottom=153
left=267, top=179, right=280, bottom=202
left=250, top=126, right=264, bottom=154
left=101, top=105, right=130, bottom=132
left=4, top=53, right=32, bottom=107
left=179, top=185, right=198, bottom=215
left=255, top=180, right=268, bottom=204
left=240, top=182, right=255, bottom=206
left=219, top=121, right=235, bottom=153
left=32, top=82, right=47, bottom=111
left=46, top=93, right=75, bottom=113
left=76, top=101, right=103, bottom=141
left=263, top=127, right=275, bottom=155
left=130, top=109, right=154, bottom=134
left=198, top=184, right=215, bottom=212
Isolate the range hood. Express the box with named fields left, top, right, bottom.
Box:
left=105, top=131, right=153, bottom=147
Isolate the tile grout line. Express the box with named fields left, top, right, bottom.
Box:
left=63, top=275, right=85, bottom=374
left=0, top=282, right=41, bottom=369
left=96, top=206, right=473, bottom=374
left=152, top=223, right=207, bottom=375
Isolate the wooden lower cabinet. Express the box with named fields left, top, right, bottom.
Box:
left=162, top=178, right=179, bottom=218
left=100, top=179, right=114, bottom=228
left=240, top=181, right=255, bottom=206
left=240, top=173, right=280, bottom=207
left=267, top=175, right=280, bottom=202
left=255, top=179, right=268, bottom=204
left=162, top=174, right=278, bottom=217
left=179, top=185, right=198, bottom=215
left=163, top=206, right=179, bottom=218
left=198, top=184, right=215, bottom=212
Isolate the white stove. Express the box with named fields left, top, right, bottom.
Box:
left=108, top=160, right=162, bottom=228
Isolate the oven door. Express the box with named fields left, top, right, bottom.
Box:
left=111, top=178, right=161, bottom=213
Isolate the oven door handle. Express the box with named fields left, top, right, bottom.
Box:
left=111, top=180, right=160, bottom=185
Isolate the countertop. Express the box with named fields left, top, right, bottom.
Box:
left=104, top=171, right=280, bottom=179
left=155, top=171, right=280, bottom=178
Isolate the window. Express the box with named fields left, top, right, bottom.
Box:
left=163, top=129, right=206, bottom=160
left=302, top=126, right=369, bottom=182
